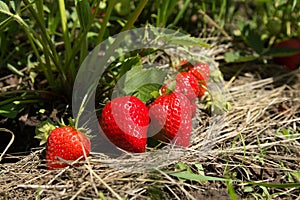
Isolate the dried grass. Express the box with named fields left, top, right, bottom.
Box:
left=1, top=64, right=300, bottom=199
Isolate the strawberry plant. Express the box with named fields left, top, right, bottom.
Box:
left=0, top=0, right=148, bottom=101
left=224, top=0, right=300, bottom=65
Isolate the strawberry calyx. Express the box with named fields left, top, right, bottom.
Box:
left=35, top=119, right=57, bottom=145
left=159, top=79, right=176, bottom=95
left=35, top=116, right=92, bottom=147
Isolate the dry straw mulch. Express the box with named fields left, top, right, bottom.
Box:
left=1, top=66, right=299, bottom=200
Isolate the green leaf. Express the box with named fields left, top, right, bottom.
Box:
left=227, top=179, right=238, bottom=200
left=76, top=0, right=91, bottom=31
left=245, top=181, right=300, bottom=189
left=174, top=162, right=194, bottom=182
left=134, top=83, right=161, bottom=104
left=0, top=1, right=13, bottom=29
left=7, top=63, right=24, bottom=77
left=35, top=119, right=57, bottom=145
left=149, top=25, right=210, bottom=48
left=265, top=47, right=300, bottom=57
left=169, top=35, right=210, bottom=48
left=170, top=171, right=229, bottom=182
left=224, top=51, right=258, bottom=63
left=0, top=1, right=10, bottom=12
left=0, top=103, right=24, bottom=118
left=148, top=185, right=165, bottom=200
left=10, top=0, right=21, bottom=12
left=118, top=65, right=167, bottom=99
left=292, top=172, right=300, bottom=182
left=241, top=25, right=264, bottom=54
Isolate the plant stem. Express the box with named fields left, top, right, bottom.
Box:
left=96, top=0, right=117, bottom=44
left=169, top=0, right=191, bottom=27
left=58, top=0, right=75, bottom=80
left=22, top=0, right=66, bottom=89
left=121, top=0, right=148, bottom=31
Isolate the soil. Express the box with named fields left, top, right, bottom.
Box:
left=0, top=63, right=299, bottom=199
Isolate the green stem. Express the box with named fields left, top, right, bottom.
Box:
left=121, top=0, right=148, bottom=31
left=23, top=0, right=66, bottom=86
left=58, top=0, right=75, bottom=80
left=12, top=13, right=56, bottom=88
left=96, top=0, right=117, bottom=44
left=169, top=0, right=191, bottom=27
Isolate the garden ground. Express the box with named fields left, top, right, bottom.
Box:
left=1, top=61, right=299, bottom=199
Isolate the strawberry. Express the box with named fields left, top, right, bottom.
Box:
left=99, top=96, right=149, bottom=153
left=46, top=126, right=91, bottom=169
left=188, top=62, right=210, bottom=82
left=273, top=39, right=300, bottom=70
left=175, top=59, right=194, bottom=71
left=194, top=75, right=207, bottom=97
left=160, top=79, right=176, bottom=95
left=148, top=92, right=192, bottom=147
left=174, top=72, right=199, bottom=101
left=187, top=64, right=209, bottom=98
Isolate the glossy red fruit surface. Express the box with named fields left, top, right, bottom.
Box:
left=188, top=62, right=210, bottom=82
left=175, top=72, right=199, bottom=101
left=99, top=96, right=149, bottom=153
left=46, top=126, right=91, bottom=169
left=273, top=39, right=300, bottom=70
left=148, top=92, right=192, bottom=147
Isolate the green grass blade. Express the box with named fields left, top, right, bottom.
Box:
left=170, top=171, right=230, bottom=182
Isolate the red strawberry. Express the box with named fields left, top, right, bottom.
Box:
left=195, top=77, right=207, bottom=97
left=148, top=92, right=192, bottom=147
left=175, top=59, right=193, bottom=70
left=174, top=72, right=199, bottom=101
left=160, top=79, right=176, bottom=95
left=46, top=126, right=91, bottom=169
left=273, top=39, right=300, bottom=70
left=99, top=96, right=149, bottom=153
left=188, top=62, right=210, bottom=82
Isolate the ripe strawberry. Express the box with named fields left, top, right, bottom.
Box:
left=188, top=62, right=210, bottom=82
left=273, top=39, right=300, bottom=70
left=194, top=76, right=207, bottom=97
left=175, top=59, right=194, bottom=71
left=148, top=92, right=192, bottom=147
left=46, top=126, right=91, bottom=169
left=160, top=79, right=176, bottom=95
left=99, top=96, right=149, bottom=153
left=174, top=72, right=199, bottom=101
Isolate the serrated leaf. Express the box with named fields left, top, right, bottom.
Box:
left=120, top=66, right=167, bottom=97
left=134, top=83, right=161, bottom=103
left=148, top=25, right=210, bottom=48
left=35, top=119, right=57, bottom=145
